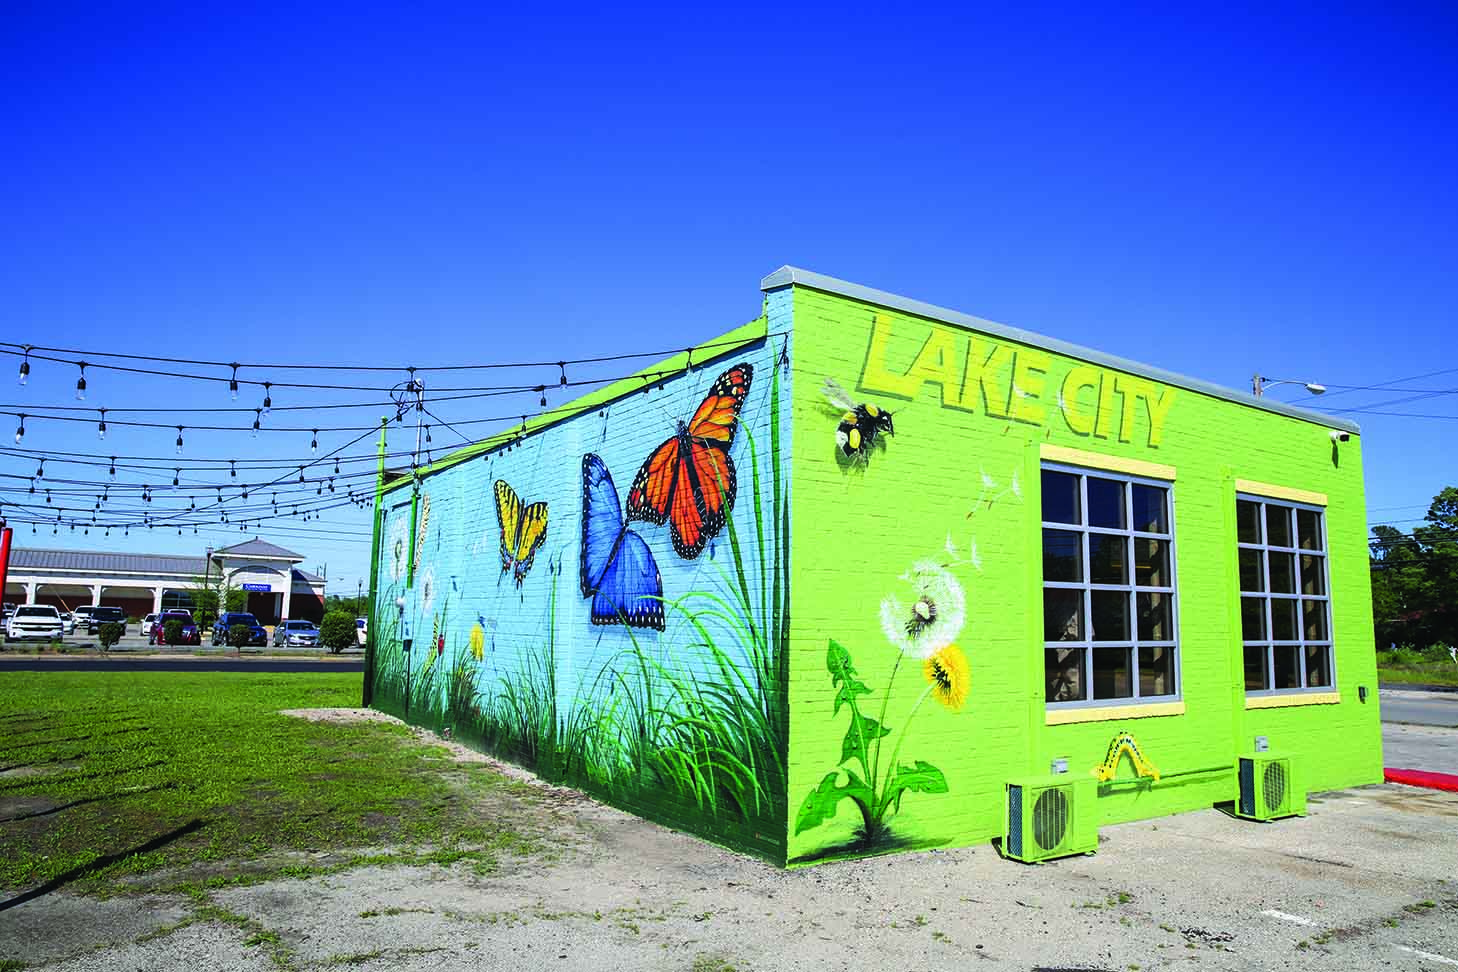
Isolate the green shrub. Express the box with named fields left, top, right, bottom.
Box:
left=98, top=622, right=124, bottom=654
left=228, top=624, right=251, bottom=649
left=319, top=610, right=355, bottom=655
left=163, top=619, right=185, bottom=646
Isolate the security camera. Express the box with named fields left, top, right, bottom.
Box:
left=1330, top=431, right=1350, bottom=443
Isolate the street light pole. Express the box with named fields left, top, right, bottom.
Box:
left=1252, top=375, right=1327, bottom=399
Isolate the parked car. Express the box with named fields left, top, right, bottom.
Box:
left=72, top=605, right=96, bottom=629
left=149, top=609, right=201, bottom=646
left=356, top=617, right=368, bottom=647
left=2, top=602, right=15, bottom=624
left=212, top=612, right=267, bottom=647
left=271, top=619, right=320, bottom=647
left=7, top=605, right=64, bottom=641
left=141, top=613, right=159, bottom=639
left=59, top=611, right=76, bottom=635
left=87, top=606, right=127, bottom=635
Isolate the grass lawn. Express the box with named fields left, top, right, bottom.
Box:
left=0, top=672, right=544, bottom=898
left=1377, top=647, right=1458, bottom=687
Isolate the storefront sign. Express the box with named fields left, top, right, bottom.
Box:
left=241, top=583, right=272, bottom=592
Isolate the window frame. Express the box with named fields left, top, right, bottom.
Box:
left=1236, top=492, right=1335, bottom=697
left=1040, top=462, right=1182, bottom=710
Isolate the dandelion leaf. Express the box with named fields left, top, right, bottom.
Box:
left=841, top=713, right=890, bottom=767
left=885, top=760, right=948, bottom=813
left=827, top=639, right=871, bottom=716
left=795, top=769, right=874, bottom=835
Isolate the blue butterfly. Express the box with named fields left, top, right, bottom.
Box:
left=580, top=453, right=664, bottom=630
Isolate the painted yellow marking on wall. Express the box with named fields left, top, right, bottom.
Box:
left=860, top=313, right=1178, bottom=448
left=1094, top=730, right=1161, bottom=782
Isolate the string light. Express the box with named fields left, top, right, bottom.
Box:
left=18, top=347, right=31, bottom=386
left=252, top=409, right=261, bottom=437
left=35, top=459, right=43, bottom=478
left=97, top=408, right=107, bottom=440
left=262, top=382, right=273, bottom=415
left=230, top=460, right=237, bottom=478
left=109, top=457, right=116, bottom=477
left=75, top=362, right=87, bottom=401
left=229, top=363, right=239, bottom=400
left=558, top=361, right=567, bottom=386
left=172, top=469, right=179, bottom=487
left=310, top=429, right=318, bottom=453
left=175, top=425, right=184, bottom=455
left=14, top=414, right=24, bottom=443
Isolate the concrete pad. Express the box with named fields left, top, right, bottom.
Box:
left=0, top=892, right=191, bottom=965
left=1385, top=721, right=1458, bottom=776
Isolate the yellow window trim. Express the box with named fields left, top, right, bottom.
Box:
left=1245, top=691, right=1340, bottom=709
left=1234, top=479, right=1327, bottom=507
left=1040, top=444, right=1176, bottom=482
left=1046, top=701, right=1185, bottom=726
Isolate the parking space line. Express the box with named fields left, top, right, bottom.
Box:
left=1261, top=909, right=1321, bottom=927
left=1395, top=945, right=1458, bottom=966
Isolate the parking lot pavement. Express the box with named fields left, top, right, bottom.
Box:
left=1380, top=685, right=1458, bottom=727
left=1384, top=721, right=1458, bottom=777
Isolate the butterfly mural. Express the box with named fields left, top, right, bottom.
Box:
left=580, top=453, right=664, bottom=630
left=627, top=362, right=753, bottom=560
left=494, top=480, right=548, bottom=586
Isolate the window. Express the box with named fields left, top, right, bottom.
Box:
left=1237, top=496, right=1332, bottom=693
left=1041, top=465, right=1179, bottom=706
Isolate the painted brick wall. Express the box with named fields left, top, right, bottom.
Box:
left=368, top=317, right=793, bottom=863
left=783, top=283, right=1380, bottom=865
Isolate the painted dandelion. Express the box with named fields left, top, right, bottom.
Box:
left=924, top=644, right=970, bottom=711
left=388, top=518, right=409, bottom=582
left=879, top=561, right=964, bottom=659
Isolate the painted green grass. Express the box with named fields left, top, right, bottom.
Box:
left=0, top=672, right=541, bottom=896
left=370, top=352, right=790, bottom=860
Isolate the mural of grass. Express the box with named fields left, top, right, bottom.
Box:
left=370, top=347, right=790, bottom=861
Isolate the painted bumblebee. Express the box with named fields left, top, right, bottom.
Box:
left=823, top=378, right=895, bottom=462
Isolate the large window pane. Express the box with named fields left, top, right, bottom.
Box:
left=1046, top=647, right=1085, bottom=702
left=1302, top=599, right=1328, bottom=640
left=1244, top=646, right=1269, bottom=691
left=1132, top=485, right=1168, bottom=534
left=1044, top=589, right=1084, bottom=641
left=1305, top=646, right=1332, bottom=687
left=1089, top=534, right=1128, bottom=584
left=1238, top=549, right=1264, bottom=592
left=1042, top=471, right=1081, bottom=524
left=1091, top=590, right=1129, bottom=641
left=1237, top=500, right=1262, bottom=544
left=1271, top=599, right=1298, bottom=641
left=1137, top=591, right=1172, bottom=641
left=1241, top=596, right=1266, bottom=640
left=1266, top=505, right=1293, bottom=547
left=1272, top=645, right=1301, bottom=689
left=1300, top=555, right=1326, bottom=595
left=1092, top=647, right=1133, bottom=699
left=1268, top=552, right=1296, bottom=594
left=1297, top=509, right=1323, bottom=551
left=1087, top=478, right=1126, bottom=529
left=1042, top=529, right=1082, bottom=582
left=1136, top=538, right=1169, bottom=587
left=1139, top=645, right=1175, bottom=697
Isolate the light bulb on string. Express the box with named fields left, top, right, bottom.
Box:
left=36, top=459, right=44, bottom=478
left=75, top=362, right=87, bottom=400
left=333, top=459, right=340, bottom=475
left=310, top=430, right=318, bottom=453
left=229, top=364, right=240, bottom=400
left=97, top=409, right=107, bottom=440
left=252, top=410, right=261, bottom=437
left=298, top=468, right=305, bottom=484
left=262, top=382, right=272, bottom=415
left=175, top=426, right=184, bottom=455
left=172, top=469, right=179, bottom=488
left=109, top=458, right=116, bottom=477
left=558, top=361, right=567, bottom=386
left=18, top=347, right=31, bottom=386
left=230, top=460, right=237, bottom=478
left=14, top=414, right=25, bottom=444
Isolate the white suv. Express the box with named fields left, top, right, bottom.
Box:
left=7, top=605, right=64, bottom=641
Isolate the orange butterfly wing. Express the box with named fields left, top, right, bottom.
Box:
left=626, top=362, right=752, bottom=560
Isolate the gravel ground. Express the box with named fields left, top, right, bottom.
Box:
left=3, top=710, right=1456, bottom=971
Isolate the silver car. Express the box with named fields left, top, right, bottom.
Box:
left=272, top=620, right=320, bottom=647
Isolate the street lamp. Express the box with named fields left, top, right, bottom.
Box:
left=1252, top=375, right=1327, bottom=398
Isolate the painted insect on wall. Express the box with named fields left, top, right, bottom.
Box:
left=580, top=453, right=664, bottom=629
left=823, top=378, right=894, bottom=463
left=493, top=480, right=548, bottom=585
left=627, top=362, right=752, bottom=560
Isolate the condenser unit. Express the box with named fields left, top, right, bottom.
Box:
left=1003, top=776, right=1098, bottom=863
left=1235, top=753, right=1306, bottom=822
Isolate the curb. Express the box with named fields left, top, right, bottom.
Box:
left=1385, top=768, right=1458, bottom=793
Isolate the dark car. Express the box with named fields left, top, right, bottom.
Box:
left=149, top=609, right=201, bottom=646
left=87, top=606, right=128, bottom=635
left=212, top=612, right=267, bottom=647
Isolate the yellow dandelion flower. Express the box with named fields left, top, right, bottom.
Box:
left=469, top=624, right=485, bottom=662
left=923, top=643, right=970, bottom=711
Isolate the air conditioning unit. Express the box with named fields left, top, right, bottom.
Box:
left=1003, top=776, right=1098, bottom=863
left=1235, top=753, right=1306, bottom=822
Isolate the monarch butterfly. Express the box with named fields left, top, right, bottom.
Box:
left=627, top=362, right=752, bottom=560
left=494, top=480, right=548, bottom=585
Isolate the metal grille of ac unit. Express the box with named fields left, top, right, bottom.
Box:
left=1239, top=759, right=1255, bottom=817
left=1263, top=761, right=1287, bottom=814
left=1033, top=787, right=1068, bottom=851
left=1007, top=784, right=1024, bottom=858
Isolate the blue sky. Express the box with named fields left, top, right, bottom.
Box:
left=2, top=3, right=1455, bottom=597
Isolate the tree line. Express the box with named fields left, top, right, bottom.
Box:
left=1370, top=486, right=1458, bottom=651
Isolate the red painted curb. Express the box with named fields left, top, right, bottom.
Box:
left=1385, top=768, right=1458, bottom=792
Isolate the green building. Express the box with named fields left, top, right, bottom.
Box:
left=366, top=267, right=1381, bottom=866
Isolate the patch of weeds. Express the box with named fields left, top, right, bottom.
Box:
left=0, top=962, right=28, bottom=972
left=931, top=930, right=951, bottom=943
left=1159, top=923, right=1176, bottom=933
left=913, top=914, right=928, bottom=926
left=691, top=956, right=739, bottom=972
left=243, top=930, right=283, bottom=949
left=1384, top=917, right=1400, bottom=927
left=1116, top=891, right=1133, bottom=904
left=358, top=906, right=434, bottom=919
left=324, top=951, right=383, bottom=966
left=1405, top=900, right=1437, bottom=912
left=1296, top=940, right=1310, bottom=950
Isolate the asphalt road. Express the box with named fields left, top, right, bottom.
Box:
left=1379, top=684, right=1458, bottom=727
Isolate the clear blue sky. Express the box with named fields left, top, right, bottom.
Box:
left=2, top=3, right=1455, bottom=598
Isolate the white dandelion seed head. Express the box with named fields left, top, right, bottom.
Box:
left=980, top=469, right=996, bottom=489
left=420, top=564, right=437, bottom=616
left=879, top=560, right=966, bottom=658
left=1010, top=469, right=1021, bottom=499
left=388, top=518, right=409, bottom=582
left=945, top=533, right=959, bottom=559
left=969, top=539, right=983, bottom=572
